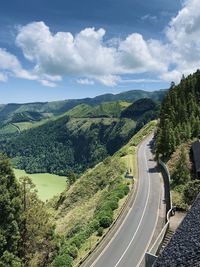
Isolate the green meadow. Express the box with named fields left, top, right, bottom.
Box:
left=14, top=169, right=67, bottom=202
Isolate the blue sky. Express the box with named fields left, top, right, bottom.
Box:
left=1, top=0, right=200, bottom=103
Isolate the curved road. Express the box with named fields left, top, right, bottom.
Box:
left=91, top=135, right=161, bottom=267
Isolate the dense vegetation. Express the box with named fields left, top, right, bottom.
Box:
left=156, top=71, right=200, bottom=157
left=121, top=98, right=160, bottom=132
left=156, top=70, right=200, bottom=209
left=0, top=121, right=156, bottom=267
left=0, top=155, right=55, bottom=266
left=0, top=116, right=136, bottom=175
left=0, top=154, right=22, bottom=266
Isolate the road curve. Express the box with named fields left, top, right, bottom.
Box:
left=91, top=134, right=161, bottom=267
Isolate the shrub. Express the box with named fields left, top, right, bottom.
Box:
left=70, top=232, right=87, bottom=249
left=107, top=200, right=119, bottom=211
left=67, top=223, right=83, bottom=238
left=60, top=244, right=78, bottom=259
left=53, top=254, right=73, bottom=267
left=88, top=219, right=100, bottom=232
left=99, top=215, right=113, bottom=228
left=97, top=227, right=104, bottom=236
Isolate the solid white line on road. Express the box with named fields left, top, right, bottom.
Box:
left=136, top=147, right=161, bottom=267
left=114, top=143, right=151, bottom=267
left=90, top=143, right=142, bottom=267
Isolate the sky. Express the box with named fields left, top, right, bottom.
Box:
left=0, top=0, right=199, bottom=103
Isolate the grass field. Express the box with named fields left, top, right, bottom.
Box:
left=14, top=169, right=67, bottom=201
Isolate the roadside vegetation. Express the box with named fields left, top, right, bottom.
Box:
left=52, top=120, right=156, bottom=266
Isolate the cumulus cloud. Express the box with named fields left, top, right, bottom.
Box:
left=1, top=0, right=200, bottom=87
left=164, top=0, right=200, bottom=80
left=14, top=22, right=168, bottom=86
left=0, top=48, right=35, bottom=81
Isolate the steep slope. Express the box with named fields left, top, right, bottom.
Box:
left=52, top=121, right=156, bottom=266
left=121, top=98, right=160, bottom=132
left=0, top=116, right=136, bottom=175
left=156, top=70, right=200, bottom=157
left=156, top=70, right=200, bottom=209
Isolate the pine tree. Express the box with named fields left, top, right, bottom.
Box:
left=19, top=176, right=55, bottom=266
left=0, top=154, right=22, bottom=265
left=171, top=147, right=190, bottom=187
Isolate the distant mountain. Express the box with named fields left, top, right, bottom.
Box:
left=0, top=89, right=166, bottom=126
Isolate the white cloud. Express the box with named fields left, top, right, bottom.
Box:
left=77, top=79, right=94, bottom=85
left=1, top=0, right=200, bottom=87
left=120, top=78, right=162, bottom=84
left=0, top=48, right=36, bottom=82
left=15, top=22, right=167, bottom=86
left=40, top=79, right=57, bottom=87
left=165, top=0, right=200, bottom=77
left=141, top=14, right=158, bottom=22
left=0, top=72, right=8, bottom=82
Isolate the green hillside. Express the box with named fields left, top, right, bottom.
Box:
left=0, top=89, right=166, bottom=127
left=52, top=121, right=156, bottom=266
left=156, top=70, right=200, bottom=209
left=0, top=116, right=136, bottom=175
left=65, top=101, right=131, bottom=118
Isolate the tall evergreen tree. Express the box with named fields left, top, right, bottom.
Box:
left=0, top=154, right=22, bottom=266
left=19, top=176, right=55, bottom=266
left=171, top=147, right=190, bottom=187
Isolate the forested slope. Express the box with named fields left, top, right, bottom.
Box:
left=156, top=70, right=200, bottom=209
left=156, top=70, right=200, bottom=157
left=0, top=116, right=136, bottom=175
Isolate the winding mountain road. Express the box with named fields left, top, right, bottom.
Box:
left=90, top=135, right=161, bottom=267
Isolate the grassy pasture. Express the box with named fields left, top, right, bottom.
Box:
left=14, top=169, right=67, bottom=201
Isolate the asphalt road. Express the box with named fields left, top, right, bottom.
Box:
left=91, top=135, right=161, bottom=267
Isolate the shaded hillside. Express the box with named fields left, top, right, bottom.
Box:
left=121, top=98, right=160, bottom=133
left=0, top=116, right=136, bottom=175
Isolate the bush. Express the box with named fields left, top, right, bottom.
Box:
left=107, top=200, right=119, bottom=211
left=67, top=223, right=83, bottom=238
left=183, top=180, right=200, bottom=205
left=53, top=254, right=73, bottom=267
left=99, top=215, right=113, bottom=228
left=60, top=244, right=78, bottom=259
left=70, top=232, right=87, bottom=249
left=88, top=219, right=100, bottom=232
left=97, top=227, right=104, bottom=236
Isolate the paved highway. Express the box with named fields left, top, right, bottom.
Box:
left=91, top=135, right=161, bottom=267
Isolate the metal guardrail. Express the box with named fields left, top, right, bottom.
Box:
left=145, top=159, right=172, bottom=267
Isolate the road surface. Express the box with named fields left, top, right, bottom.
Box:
left=91, top=135, right=161, bottom=267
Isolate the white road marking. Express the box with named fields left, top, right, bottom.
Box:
left=90, top=143, right=142, bottom=267
left=114, top=143, right=151, bottom=267
left=136, top=148, right=161, bottom=267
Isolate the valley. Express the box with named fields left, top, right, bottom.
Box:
left=14, top=169, right=67, bottom=201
